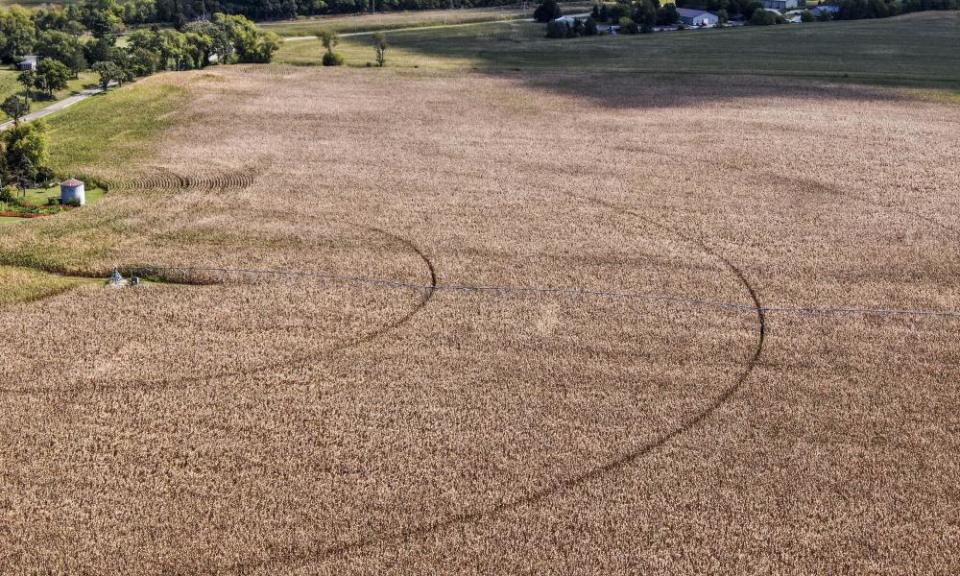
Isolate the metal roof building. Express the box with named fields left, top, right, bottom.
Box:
left=677, top=8, right=719, bottom=26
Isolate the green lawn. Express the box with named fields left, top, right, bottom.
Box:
left=46, top=76, right=189, bottom=177
left=0, top=186, right=107, bottom=227
left=0, top=185, right=106, bottom=209
left=0, top=70, right=99, bottom=119
left=277, top=11, right=960, bottom=91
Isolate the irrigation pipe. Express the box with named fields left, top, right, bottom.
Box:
left=125, top=264, right=960, bottom=319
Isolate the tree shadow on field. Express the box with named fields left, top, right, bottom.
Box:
left=504, top=70, right=907, bottom=110
left=340, top=12, right=960, bottom=108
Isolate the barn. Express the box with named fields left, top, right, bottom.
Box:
left=677, top=8, right=719, bottom=26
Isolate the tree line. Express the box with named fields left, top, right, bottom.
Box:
left=15, top=0, right=526, bottom=26
left=536, top=0, right=957, bottom=36
left=0, top=0, right=280, bottom=74
left=0, top=0, right=281, bottom=192
left=676, top=0, right=958, bottom=20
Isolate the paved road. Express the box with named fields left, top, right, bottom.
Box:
left=0, top=87, right=104, bottom=132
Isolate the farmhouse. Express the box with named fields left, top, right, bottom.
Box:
left=18, top=55, right=37, bottom=72
left=763, top=0, right=798, bottom=10
left=677, top=8, right=719, bottom=26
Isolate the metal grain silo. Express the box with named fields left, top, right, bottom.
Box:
left=60, top=179, right=85, bottom=206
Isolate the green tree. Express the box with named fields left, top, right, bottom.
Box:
left=372, top=33, right=387, bottom=67
left=214, top=13, right=280, bottom=64
left=185, top=20, right=237, bottom=65
left=126, top=46, right=161, bottom=76
left=36, top=59, right=71, bottom=96
left=319, top=29, right=338, bottom=52
left=633, top=0, right=658, bottom=31
left=3, top=120, right=49, bottom=187
left=749, top=8, right=779, bottom=23
left=92, top=60, right=122, bottom=90
left=318, top=30, right=343, bottom=66
left=31, top=7, right=70, bottom=33
left=36, top=29, right=87, bottom=76
left=85, top=36, right=117, bottom=66
left=17, top=69, right=37, bottom=102
left=657, top=4, right=680, bottom=25
left=0, top=7, right=38, bottom=64
left=184, top=32, right=213, bottom=69
left=741, top=0, right=764, bottom=18
left=121, top=0, right=158, bottom=25
left=607, top=3, right=631, bottom=21
left=534, top=0, right=563, bottom=22
left=1, top=94, right=29, bottom=125
left=583, top=17, right=599, bottom=35
left=545, top=19, right=569, bottom=37
left=80, top=0, right=124, bottom=39
left=158, top=28, right=189, bottom=69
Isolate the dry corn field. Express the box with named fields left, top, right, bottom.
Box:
left=1, top=67, right=959, bottom=575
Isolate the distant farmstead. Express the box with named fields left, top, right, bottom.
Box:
left=763, top=0, right=799, bottom=10
left=60, top=179, right=85, bottom=206
left=18, top=55, right=37, bottom=72
left=811, top=4, right=841, bottom=16
left=677, top=8, right=719, bottom=26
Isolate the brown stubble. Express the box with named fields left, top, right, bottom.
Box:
left=0, top=66, right=958, bottom=574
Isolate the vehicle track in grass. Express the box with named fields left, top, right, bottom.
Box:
left=109, top=165, right=261, bottom=194
left=221, top=185, right=768, bottom=574
left=0, top=225, right=438, bottom=396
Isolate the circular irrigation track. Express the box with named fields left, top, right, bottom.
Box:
left=0, top=225, right=437, bottom=396
left=219, top=189, right=769, bottom=574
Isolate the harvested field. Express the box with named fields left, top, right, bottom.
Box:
left=0, top=63, right=958, bottom=575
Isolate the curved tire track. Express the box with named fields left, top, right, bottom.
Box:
left=0, top=225, right=437, bottom=395
left=223, top=190, right=767, bottom=574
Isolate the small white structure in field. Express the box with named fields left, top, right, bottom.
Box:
left=108, top=268, right=125, bottom=288
left=60, top=178, right=85, bottom=206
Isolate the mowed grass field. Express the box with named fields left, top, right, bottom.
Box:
left=261, top=5, right=539, bottom=37
left=259, top=2, right=595, bottom=37
left=0, top=10, right=959, bottom=576
left=278, top=11, right=960, bottom=89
